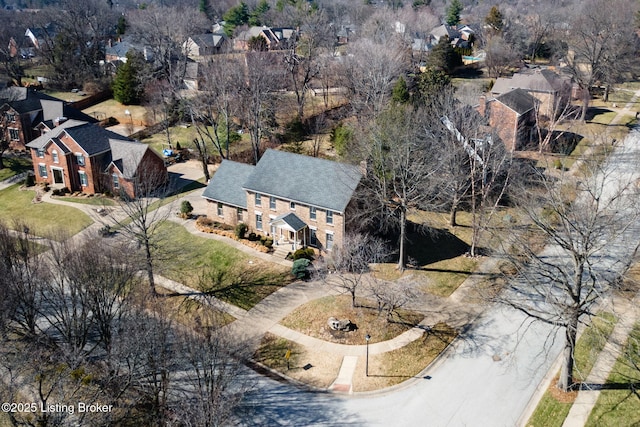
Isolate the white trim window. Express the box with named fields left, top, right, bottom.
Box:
left=78, top=171, right=88, bottom=187
left=217, top=202, right=223, bottom=217
left=290, top=201, right=296, bottom=210
left=256, top=213, right=263, bottom=231
left=309, top=227, right=318, bottom=247
left=112, top=174, right=120, bottom=189
left=52, top=150, right=59, bottom=164
left=8, top=128, right=19, bottom=141
left=237, top=207, right=243, bottom=221
left=326, top=232, right=334, bottom=250
left=37, top=148, right=45, bottom=158
left=255, top=193, right=262, bottom=206
left=310, top=206, right=317, bottom=221
left=326, top=210, right=333, bottom=225
left=76, top=153, right=85, bottom=166
left=38, top=164, right=47, bottom=178
left=270, top=196, right=276, bottom=210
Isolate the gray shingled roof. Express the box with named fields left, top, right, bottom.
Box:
left=64, top=124, right=129, bottom=155
left=270, top=212, right=306, bottom=232
left=107, top=139, right=149, bottom=179
left=202, top=160, right=256, bottom=208
left=494, top=89, right=537, bottom=115
left=190, top=33, right=225, bottom=48
left=243, top=149, right=362, bottom=213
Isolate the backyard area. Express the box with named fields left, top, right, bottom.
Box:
left=0, top=156, right=31, bottom=182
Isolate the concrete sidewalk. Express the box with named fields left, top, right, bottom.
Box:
left=562, top=292, right=640, bottom=427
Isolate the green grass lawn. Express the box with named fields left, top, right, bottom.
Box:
left=527, top=312, right=618, bottom=427
left=154, top=221, right=291, bottom=309
left=585, top=321, right=640, bottom=427
left=0, top=184, right=93, bottom=238
left=58, top=195, right=116, bottom=206
left=0, top=156, right=32, bottom=181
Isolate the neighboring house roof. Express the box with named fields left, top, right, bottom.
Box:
left=431, top=25, right=459, bottom=41
left=107, top=139, right=150, bottom=179
left=202, top=160, right=256, bottom=209
left=0, top=87, right=97, bottom=126
left=493, top=88, right=537, bottom=115
left=492, top=69, right=570, bottom=95
left=189, top=33, right=226, bottom=49
left=243, top=149, right=362, bottom=213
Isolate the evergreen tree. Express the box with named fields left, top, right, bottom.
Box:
left=112, top=52, right=143, bottom=105
left=485, top=6, right=504, bottom=33
left=426, top=36, right=462, bottom=74
left=414, top=67, right=452, bottom=105
left=392, top=76, right=410, bottom=104
left=116, top=15, right=127, bottom=36
left=249, top=0, right=270, bottom=26
left=445, top=0, right=463, bottom=26
left=223, top=3, right=250, bottom=36
left=199, top=0, right=209, bottom=15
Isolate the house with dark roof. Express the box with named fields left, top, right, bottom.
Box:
left=477, top=88, right=538, bottom=151
left=491, top=68, right=572, bottom=118
left=0, top=86, right=97, bottom=151
left=183, top=33, right=229, bottom=58
left=234, top=26, right=296, bottom=51
left=202, top=150, right=362, bottom=252
left=26, top=121, right=167, bottom=198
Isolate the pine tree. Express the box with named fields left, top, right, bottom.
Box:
left=485, top=6, right=504, bottom=33
left=392, top=76, right=410, bottom=104
left=426, top=36, right=462, bottom=74
left=445, top=0, right=463, bottom=26
left=112, top=52, right=143, bottom=105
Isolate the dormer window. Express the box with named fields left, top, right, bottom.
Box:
left=52, top=150, right=59, bottom=163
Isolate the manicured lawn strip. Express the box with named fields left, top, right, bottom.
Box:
left=353, top=322, right=457, bottom=392
left=58, top=195, right=116, bottom=206
left=280, top=295, right=424, bottom=345
left=527, top=312, right=618, bottom=427
left=155, top=221, right=291, bottom=310
left=0, top=184, right=93, bottom=238
left=0, top=157, right=32, bottom=181
left=585, top=321, right=640, bottom=427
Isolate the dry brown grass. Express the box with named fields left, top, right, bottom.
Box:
left=280, top=295, right=424, bottom=345
left=254, top=333, right=343, bottom=389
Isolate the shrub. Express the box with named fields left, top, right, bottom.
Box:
left=24, top=173, right=35, bottom=187
left=263, top=237, right=273, bottom=249
left=292, top=247, right=315, bottom=261
left=235, top=223, right=248, bottom=239
left=248, top=232, right=259, bottom=241
left=180, top=200, right=194, bottom=216
left=292, top=258, right=311, bottom=279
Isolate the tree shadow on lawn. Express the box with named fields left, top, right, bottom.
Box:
left=388, top=221, right=472, bottom=266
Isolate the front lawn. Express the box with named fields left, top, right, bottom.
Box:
left=585, top=321, right=640, bottom=427
left=0, top=156, right=32, bottom=182
left=154, top=221, right=291, bottom=310
left=280, top=295, right=425, bottom=345
left=0, top=184, right=93, bottom=238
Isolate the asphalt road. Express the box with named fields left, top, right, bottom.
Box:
left=242, top=130, right=640, bottom=427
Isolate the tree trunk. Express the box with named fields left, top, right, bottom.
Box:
left=351, top=290, right=356, bottom=308
left=449, top=204, right=458, bottom=227
left=398, top=207, right=407, bottom=271
left=603, top=84, right=610, bottom=103
left=558, top=311, right=579, bottom=391
left=579, top=88, right=590, bottom=122
left=145, top=241, right=157, bottom=296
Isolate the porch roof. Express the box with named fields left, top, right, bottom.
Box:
left=270, top=212, right=307, bottom=232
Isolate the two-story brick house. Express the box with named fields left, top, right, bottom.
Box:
left=202, top=149, right=362, bottom=252
left=26, top=120, right=167, bottom=198
left=478, top=88, right=538, bottom=151
left=1, top=86, right=96, bottom=151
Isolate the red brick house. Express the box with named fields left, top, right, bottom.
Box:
left=202, top=150, right=362, bottom=252
left=26, top=120, right=167, bottom=198
left=478, top=88, right=538, bottom=151
left=0, top=86, right=96, bottom=151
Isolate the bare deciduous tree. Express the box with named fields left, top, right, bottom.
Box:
left=321, top=233, right=390, bottom=307
left=495, top=150, right=640, bottom=391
